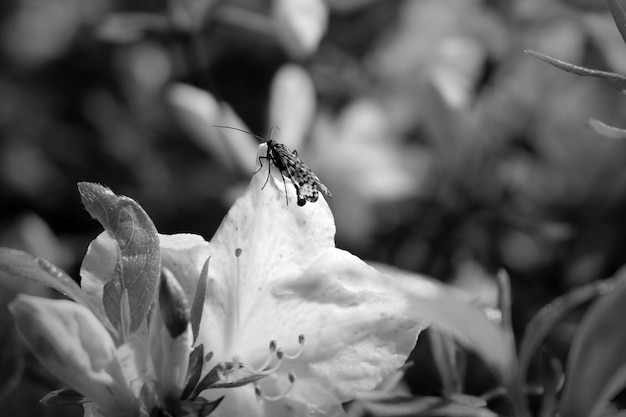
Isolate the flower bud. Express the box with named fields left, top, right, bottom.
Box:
left=158, top=268, right=190, bottom=338
left=150, top=269, right=193, bottom=400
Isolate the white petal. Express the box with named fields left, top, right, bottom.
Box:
left=269, top=65, right=316, bottom=151
left=80, top=231, right=118, bottom=321
left=273, top=0, right=328, bottom=57
left=149, top=302, right=193, bottom=400
left=159, top=233, right=210, bottom=298
left=200, top=146, right=335, bottom=356
left=9, top=295, right=138, bottom=416
left=239, top=249, right=427, bottom=400
left=260, top=374, right=347, bottom=417
left=206, top=385, right=263, bottom=417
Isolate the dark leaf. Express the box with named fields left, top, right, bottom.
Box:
left=40, top=388, right=87, bottom=407
left=179, top=396, right=224, bottom=417
left=496, top=271, right=528, bottom=417
left=525, top=50, right=626, bottom=92
left=195, top=396, right=225, bottom=417
left=519, top=278, right=613, bottom=380
left=359, top=396, right=497, bottom=417
left=120, top=289, right=131, bottom=341
left=159, top=396, right=224, bottom=417
left=559, top=0, right=609, bottom=11
left=608, top=0, right=626, bottom=46
left=497, top=271, right=514, bottom=347
left=0, top=249, right=84, bottom=308
left=429, top=330, right=463, bottom=398
left=0, top=328, right=23, bottom=402
left=78, top=182, right=161, bottom=333
left=191, top=364, right=222, bottom=398
left=559, top=267, right=626, bottom=417
left=374, top=263, right=515, bottom=387
left=182, top=344, right=205, bottom=400
left=587, top=118, right=626, bottom=139
left=159, top=269, right=190, bottom=339
left=192, top=362, right=266, bottom=397
left=538, top=348, right=563, bottom=417
left=449, top=393, right=487, bottom=408
left=96, top=13, right=170, bottom=43
left=420, top=402, right=499, bottom=417
left=0, top=249, right=109, bottom=327
left=190, top=258, right=210, bottom=343
left=359, top=396, right=441, bottom=416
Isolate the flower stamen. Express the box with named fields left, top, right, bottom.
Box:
left=234, top=248, right=242, bottom=331
left=253, top=340, right=278, bottom=373
left=281, top=334, right=305, bottom=360
left=258, top=349, right=284, bottom=375
left=254, top=372, right=297, bottom=402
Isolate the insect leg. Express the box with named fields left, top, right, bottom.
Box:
left=282, top=174, right=289, bottom=205
left=260, top=150, right=273, bottom=190
left=262, top=161, right=273, bottom=190
left=254, top=155, right=269, bottom=175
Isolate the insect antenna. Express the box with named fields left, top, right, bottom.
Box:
left=214, top=125, right=288, bottom=202
left=212, top=125, right=268, bottom=143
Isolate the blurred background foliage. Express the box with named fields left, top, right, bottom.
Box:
left=2, top=0, right=626, bottom=415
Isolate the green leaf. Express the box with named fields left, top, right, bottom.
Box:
left=496, top=271, right=515, bottom=348
left=190, top=363, right=223, bottom=398
left=518, top=279, right=613, bottom=381
left=538, top=349, right=563, bottom=417
left=560, top=0, right=609, bottom=11
left=190, top=257, right=210, bottom=343
left=375, top=264, right=515, bottom=386
left=0, top=327, right=23, bottom=402
left=359, top=396, right=498, bottom=417
left=429, top=330, right=464, bottom=398
left=182, top=344, right=205, bottom=400
left=374, top=263, right=532, bottom=416
left=608, top=0, right=626, bottom=46
left=588, top=118, right=626, bottom=139
left=525, top=50, right=626, bottom=92
left=496, top=270, right=528, bottom=417
left=166, top=396, right=224, bottom=417
left=78, top=182, right=161, bottom=333
left=559, top=267, right=626, bottom=417
left=191, top=361, right=267, bottom=397
left=0, top=248, right=108, bottom=325
left=40, top=388, right=87, bottom=407
left=119, top=289, right=131, bottom=342
left=96, top=12, right=169, bottom=43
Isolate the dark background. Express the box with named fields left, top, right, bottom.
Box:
left=1, top=0, right=626, bottom=415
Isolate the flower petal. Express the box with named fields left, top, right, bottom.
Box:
left=159, top=233, right=211, bottom=299
left=273, top=0, right=328, bottom=57
left=236, top=249, right=426, bottom=401
left=149, top=270, right=193, bottom=400
left=80, top=231, right=118, bottom=322
left=204, top=385, right=263, bottom=417
left=9, top=295, right=137, bottom=416
left=200, top=146, right=336, bottom=356
left=260, top=374, right=347, bottom=417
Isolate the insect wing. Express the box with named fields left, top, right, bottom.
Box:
left=266, top=141, right=332, bottom=205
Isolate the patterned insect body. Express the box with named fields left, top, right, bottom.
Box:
left=263, top=140, right=332, bottom=206
left=213, top=124, right=331, bottom=206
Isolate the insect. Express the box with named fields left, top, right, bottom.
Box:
left=214, top=126, right=332, bottom=206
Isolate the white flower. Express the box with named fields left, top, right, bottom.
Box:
left=156, top=144, right=429, bottom=416
left=9, top=144, right=431, bottom=417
